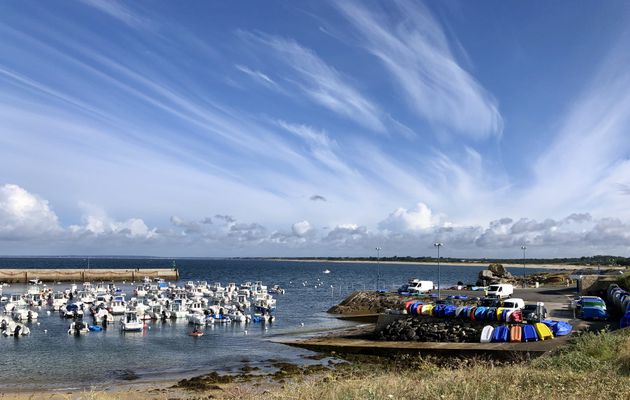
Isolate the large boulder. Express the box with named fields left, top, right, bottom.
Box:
left=488, top=263, right=507, bottom=277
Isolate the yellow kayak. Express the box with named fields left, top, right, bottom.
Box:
left=535, top=322, right=554, bottom=340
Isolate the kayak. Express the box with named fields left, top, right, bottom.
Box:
left=509, top=325, right=522, bottom=342
left=522, top=324, right=538, bottom=342
left=491, top=325, right=509, bottom=342
left=510, top=309, right=523, bottom=323
left=444, top=305, right=457, bottom=317
left=496, top=307, right=505, bottom=320
left=474, top=307, right=486, bottom=321
left=480, top=325, right=494, bottom=343
left=189, top=331, right=204, bottom=337
left=541, top=320, right=572, bottom=336
left=535, top=322, right=554, bottom=340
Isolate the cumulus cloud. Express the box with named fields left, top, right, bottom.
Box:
left=379, top=202, right=438, bottom=232
left=0, top=184, right=60, bottom=239
left=291, top=220, right=313, bottom=237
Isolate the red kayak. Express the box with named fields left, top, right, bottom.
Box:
left=189, top=331, right=204, bottom=337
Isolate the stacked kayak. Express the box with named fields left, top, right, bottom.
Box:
left=509, top=325, right=522, bottom=342
left=541, top=320, right=572, bottom=336
left=535, top=322, right=554, bottom=340
left=491, top=325, right=509, bottom=342
left=480, top=325, right=494, bottom=343
left=522, top=324, right=539, bottom=342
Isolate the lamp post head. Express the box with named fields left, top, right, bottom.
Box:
left=433, top=242, right=443, bottom=247
left=521, top=245, right=527, bottom=251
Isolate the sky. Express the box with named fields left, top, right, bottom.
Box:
left=1, top=0, right=630, bottom=258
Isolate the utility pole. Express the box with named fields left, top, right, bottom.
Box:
left=521, top=245, right=527, bottom=288
left=434, top=243, right=443, bottom=299
left=375, top=247, right=382, bottom=292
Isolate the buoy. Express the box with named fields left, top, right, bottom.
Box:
left=300, top=322, right=305, bottom=327
left=244, top=330, right=248, bottom=335
left=36, top=322, right=40, bottom=326
left=47, top=311, right=51, bottom=315
left=44, top=329, right=47, bottom=333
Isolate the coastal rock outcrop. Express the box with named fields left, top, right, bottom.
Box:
left=476, top=263, right=515, bottom=286
left=327, top=291, right=407, bottom=315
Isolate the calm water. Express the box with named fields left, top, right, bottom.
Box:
left=0, top=258, right=556, bottom=390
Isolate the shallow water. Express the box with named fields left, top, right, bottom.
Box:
left=0, top=258, right=556, bottom=390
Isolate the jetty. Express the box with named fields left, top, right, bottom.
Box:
left=0, top=268, right=178, bottom=283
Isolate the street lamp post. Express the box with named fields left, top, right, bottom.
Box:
left=375, top=247, right=382, bottom=292
left=521, top=245, right=527, bottom=288
left=434, top=243, right=443, bottom=299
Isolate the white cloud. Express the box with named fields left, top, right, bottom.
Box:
left=292, top=220, right=313, bottom=237
left=79, top=0, right=147, bottom=29
left=243, top=33, right=385, bottom=132
left=235, top=64, right=277, bottom=87
left=0, top=184, right=60, bottom=239
left=336, top=0, right=502, bottom=139
left=379, top=202, right=438, bottom=231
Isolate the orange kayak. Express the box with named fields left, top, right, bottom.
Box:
left=509, top=325, right=522, bottom=342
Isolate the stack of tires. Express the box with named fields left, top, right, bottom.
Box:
left=608, top=284, right=630, bottom=328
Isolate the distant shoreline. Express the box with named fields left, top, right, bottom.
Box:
left=269, top=258, right=610, bottom=271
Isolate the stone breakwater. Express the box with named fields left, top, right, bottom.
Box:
left=0, top=268, right=179, bottom=282
left=376, top=317, right=482, bottom=343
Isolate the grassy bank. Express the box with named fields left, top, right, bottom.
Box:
left=236, top=329, right=630, bottom=400
left=12, top=329, right=630, bottom=399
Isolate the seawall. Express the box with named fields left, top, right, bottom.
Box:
left=0, top=268, right=179, bottom=283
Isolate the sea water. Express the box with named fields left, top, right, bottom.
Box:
left=0, top=258, right=556, bottom=390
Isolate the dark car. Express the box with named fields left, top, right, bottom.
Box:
left=522, top=304, right=548, bottom=321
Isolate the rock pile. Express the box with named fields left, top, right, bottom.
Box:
left=376, top=317, right=482, bottom=343
left=476, top=263, right=515, bottom=286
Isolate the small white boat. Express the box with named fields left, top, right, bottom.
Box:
left=121, top=311, right=144, bottom=332
left=12, top=307, right=38, bottom=321
left=323, top=269, right=331, bottom=274
left=68, top=321, right=89, bottom=335
left=480, top=325, right=494, bottom=343
left=2, top=321, right=30, bottom=337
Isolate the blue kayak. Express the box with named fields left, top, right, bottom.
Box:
left=485, top=307, right=497, bottom=321
left=522, top=324, right=538, bottom=342
left=621, top=311, right=630, bottom=329
left=542, top=320, right=572, bottom=336
left=88, top=325, right=103, bottom=332
left=444, top=305, right=457, bottom=317
left=491, top=325, right=509, bottom=342
left=434, top=304, right=446, bottom=317
left=474, top=307, right=487, bottom=321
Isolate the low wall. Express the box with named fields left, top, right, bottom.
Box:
left=0, top=268, right=179, bottom=283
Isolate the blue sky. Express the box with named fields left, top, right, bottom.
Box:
left=1, top=0, right=630, bottom=257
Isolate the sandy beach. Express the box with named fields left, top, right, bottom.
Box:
left=269, top=258, right=608, bottom=271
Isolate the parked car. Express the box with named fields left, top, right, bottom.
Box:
left=502, top=298, right=525, bottom=310
left=522, top=302, right=548, bottom=321
left=575, top=296, right=608, bottom=320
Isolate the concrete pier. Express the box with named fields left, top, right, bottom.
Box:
left=0, top=268, right=179, bottom=283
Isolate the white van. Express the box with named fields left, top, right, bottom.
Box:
left=486, top=284, right=514, bottom=299
left=406, top=279, right=434, bottom=294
